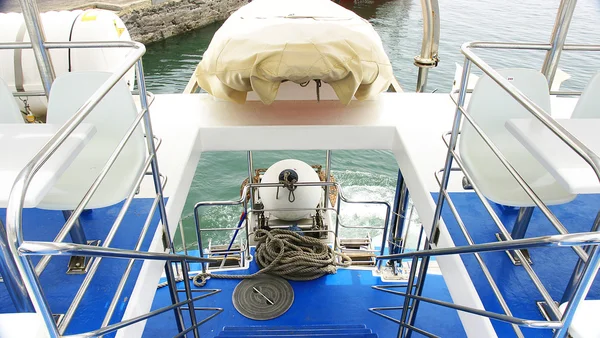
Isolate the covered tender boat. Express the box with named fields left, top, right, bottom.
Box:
left=194, top=0, right=394, bottom=104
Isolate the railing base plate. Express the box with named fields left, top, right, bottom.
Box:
left=536, top=300, right=560, bottom=321
left=67, top=240, right=101, bottom=274
left=495, top=233, right=532, bottom=266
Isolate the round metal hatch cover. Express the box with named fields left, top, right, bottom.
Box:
left=232, top=276, right=294, bottom=320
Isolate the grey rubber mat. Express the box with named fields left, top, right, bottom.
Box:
left=232, top=276, right=294, bottom=320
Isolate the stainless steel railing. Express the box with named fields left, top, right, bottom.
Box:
left=373, top=40, right=600, bottom=338
left=1, top=40, right=220, bottom=338
left=193, top=181, right=392, bottom=273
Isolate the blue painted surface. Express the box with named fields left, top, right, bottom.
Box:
left=436, top=192, right=600, bottom=338
left=143, top=252, right=466, bottom=338
left=0, top=198, right=161, bottom=337
left=216, top=324, right=377, bottom=337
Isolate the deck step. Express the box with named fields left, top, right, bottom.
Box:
left=217, top=335, right=378, bottom=338
left=218, top=329, right=372, bottom=336
left=218, top=324, right=378, bottom=337
left=223, top=324, right=367, bottom=331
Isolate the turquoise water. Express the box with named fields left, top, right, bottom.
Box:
left=141, top=0, right=600, bottom=250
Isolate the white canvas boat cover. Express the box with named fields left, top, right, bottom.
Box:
left=194, top=0, right=394, bottom=104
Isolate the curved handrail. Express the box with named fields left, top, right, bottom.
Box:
left=377, top=231, right=600, bottom=260
left=414, top=0, right=440, bottom=92
left=3, top=40, right=147, bottom=338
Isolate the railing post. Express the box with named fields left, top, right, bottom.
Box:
left=390, top=171, right=409, bottom=256
left=17, top=0, right=55, bottom=97
left=324, top=150, right=332, bottom=209
left=414, top=0, right=440, bottom=92
left=404, top=58, right=472, bottom=337
left=247, top=151, right=255, bottom=207
left=554, top=245, right=600, bottom=337
left=0, top=220, right=34, bottom=312
left=136, top=59, right=188, bottom=335
left=541, top=0, right=577, bottom=86
left=561, top=211, right=600, bottom=304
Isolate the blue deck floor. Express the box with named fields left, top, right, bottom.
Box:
left=438, top=192, right=600, bottom=338
left=0, top=198, right=161, bottom=337
left=144, top=255, right=466, bottom=338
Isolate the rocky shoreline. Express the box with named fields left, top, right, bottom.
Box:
left=119, top=0, right=247, bottom=44
left=1, top=0, right=247, bottom=44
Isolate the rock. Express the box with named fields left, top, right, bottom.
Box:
left=119, top=0, right=248, bottom=44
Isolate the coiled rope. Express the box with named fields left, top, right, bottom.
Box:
left=190, top=228, right=352, bottom=287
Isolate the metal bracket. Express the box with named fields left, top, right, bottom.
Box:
left=162, top=231, right=169, bottom=250
left=414, top=54, right=440, bottom=68
left=432, top=228, right=441, bottom=245
left=461, top=176, right=473, bottom=190
left=66, top=240, right=101, bottom=274
left=495, top=233, right=532, bottom=266
left=536, top=300, right=560, bottom=321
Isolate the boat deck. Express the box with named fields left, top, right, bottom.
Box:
left=0, top=198, right=161, bottom=336
left=1, top=92, right=588, bottom=337
left=439, top=192, right=600, bottom=338
left=143, top=260, right=465, bottom=338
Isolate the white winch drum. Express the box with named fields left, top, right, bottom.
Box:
left=0, top=9, right=134, bottom=116
left=258, top=159, right=322, bottom=221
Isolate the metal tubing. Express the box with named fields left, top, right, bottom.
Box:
left=554, top=246, right=600, bottom=337
left=414, top=0, right=440, bottom=92
left=541, top=0, right=577, bottom=85
left=396, top=291, right=562, bottom=328
left=247, top=151, right=254, bottom=207
left=137, top=60, right=174, bottom=253
left=164, top=262, right=186, bottom=335
left=180, top=259, right=200, bottom=338
left=324, top=150, right=331, bottom=209
left=403, top=58, right=472, bottom=336
left=17, top=0, right=55, bottom=97
left=64, top=292, right=219, bottom=338
left=390, top=171, right=406, bottom=256
left=35, top=108, right=149, bottom=275
left=560, top=211, right=600, bottom=304
left=19, top=241, right=218, bottom=263
left=62, top=210, right=87, bottom=244
left=0, top=41, right=140, bottom=50
left=511, top=207, right=534, bottom=240
left=438, top=153, right=561, bottom=319
left=0, top=220, right=34, bottom=312
left=57, top=155, right=154, bottom=332
left=100, top=196, right=160, bottom=329
left=377, top=232, right=600, bottom=260
left=334, top=187, right=342, bottom=252
left=179, top=219, right=188, bottom=256
left=398, top=256, right=419, bottom=338
left=5, top=42, right=145, bottom=338
left=432, top=57, right=471, bottom=247
left=172, top=308, right=223, bottom=338
left=416, top=68, right=430, bottom=93
left=439, top=186, right=524, bottom=337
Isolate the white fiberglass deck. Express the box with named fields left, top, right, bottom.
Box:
left=131, top=91, right=581, bottom=338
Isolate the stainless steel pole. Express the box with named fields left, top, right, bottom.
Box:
left=414, top=0, right=440, bottom=92
left=324, top=150, right=332, bottom=209
left=247, top=151, right=255, bottom=206
left=0, top=220, right=34, bottom=312
left=17, top=0, right=55, bottom=97
left=405, top=58, right=472, bottom=337
left=541, top=0, right=577, bottom=86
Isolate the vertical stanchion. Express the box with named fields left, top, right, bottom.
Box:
left=404, top=58, right=472, bottom=337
